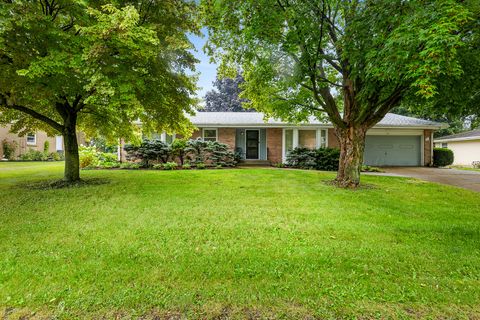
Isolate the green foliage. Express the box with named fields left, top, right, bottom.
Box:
left=170, top=139, right=188, bottom=165
left=205, top=141, right=237, bottom=167
left=286, top=147, right=340, bottom=171
left=125, top=138, right=237, bottom=168
left=1, top=139, right=17, bottom=160
left=196, top=162, right=206, bottom=169
left=43, top=141, right=50, bottom=153
left=79, top=146, right=99, bottom=169
left=185, top=139, right=210, bottom=164
left=182, top=163, right=192, bottom=170
left=202, top=0, right=472, bottom=185
left=162, top=162, right=178, bottom=170
left=152, top=164, right=164, bottom=170
left=19, top=149, right=48, bottom=161
left=433, top=148, right=454, bottom=167
left=473, top=161, right=480, bottom=169
left=0, top=1, right=199, bottom=180
left=124, top=140, right=170, bottom=166
left=79, top=145, right=118, bottom=169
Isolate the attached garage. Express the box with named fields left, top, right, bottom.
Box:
left=364, top=135, right=422, bottom=166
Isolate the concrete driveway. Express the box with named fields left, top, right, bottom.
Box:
left=373, top=167, right=480, bottom=192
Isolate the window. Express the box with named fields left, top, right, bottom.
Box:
left=442, top=143, right=448, bottom=148
left=298, top=130, right=316, bottom=149
left=26, top=133, right=36, bottom=145
left=203, top=128, right=217, bottom=142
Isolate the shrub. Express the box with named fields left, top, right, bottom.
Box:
left=2, top=139, right=17, bottom=160
left=79, top=146, right=99, bottom=168
left=120, top=162, right=140, bottom=169
left=171, top=139, right=188, bottom=165
left=182, top=163, right=191, bottom=169
left=473, top=161, right=480, bottom=169
left=163, top=162, right=178, bottom=170
left=185, top=139, right=209, bottom=164
left=124, top=139, right=170, bottom=166
left=205, top=141, right=236, bottom=167
left=19, top=149, right=48, bottom=161
left=433, top=148, right=454, bottom=167
left=43, top=141, right=50, bottom=153
left=286, top=147, right=340, bottom=171
left=79, top=145, right=118, bottom=169
left=49, top=152, right=64, bottom=161
left=196, top=162, right=206, bottom=169
left=152, top=164, right=163, bottom=170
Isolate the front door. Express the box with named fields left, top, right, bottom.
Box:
left=245, top=130, right=259, bottom=159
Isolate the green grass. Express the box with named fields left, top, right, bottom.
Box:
left=1, top=162, right=480, bottom=319
left=452, top=166, right=480, bottom=172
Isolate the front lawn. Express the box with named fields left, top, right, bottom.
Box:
left=1, top=162, right=479, bottom=319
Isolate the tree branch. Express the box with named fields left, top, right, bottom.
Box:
left=0, top=96, right=63, bottom=132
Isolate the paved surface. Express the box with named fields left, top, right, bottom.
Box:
left=370, top=167, right=480, bottom=193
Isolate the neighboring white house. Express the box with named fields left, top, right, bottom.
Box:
left=434, top=129, right=480, bottom=166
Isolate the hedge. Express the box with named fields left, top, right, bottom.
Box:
left=433, top=148, right=454, bottom=167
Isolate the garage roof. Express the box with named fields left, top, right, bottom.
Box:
left=434, top=129, right=480, bottom=142
left=188, top=112, right=444, bottom=129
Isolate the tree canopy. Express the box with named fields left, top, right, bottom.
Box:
left=201, top=0, right=472, bottom=187
left=396, top=0, right=480, bottom=136
left=0, top=0, right=199, bottom=181
left=203, top=73, right=252, bottom=112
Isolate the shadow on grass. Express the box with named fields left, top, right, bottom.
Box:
left=19, top=178, right=110, bottom=190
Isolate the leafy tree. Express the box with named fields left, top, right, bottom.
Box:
left=202, top=0, right=471, bottom=187
left=0, top=1, right=198, bottom=182
left=203, top=73, right=252, bottom=112
left=395, top=0, right=480, bottom=136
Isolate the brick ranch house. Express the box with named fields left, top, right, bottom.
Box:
left=167, top=112, right=443, bottom=167
left=0, top=124, right=85, bottom=159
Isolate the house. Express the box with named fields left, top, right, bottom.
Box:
left=0, top=125, right=87, bottom=159
left=434, top=130, right=480, bottom=166
left=160, top=112, right=444, bottom=167
left=0, top=124, right=63, bottom=159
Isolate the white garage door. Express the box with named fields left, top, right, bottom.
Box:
left=364, top=135, right=421, bottom=166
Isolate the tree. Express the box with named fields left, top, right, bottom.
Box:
left=396, top=0, right=480, bottom=136
left=203, top=73, right=252, bottom=112
left=201, top=0, right=472, bottom=187
left=0, top=0, right=198, bottom=182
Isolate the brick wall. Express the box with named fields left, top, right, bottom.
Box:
left=190, top=130, right=201, bottom=139
left=217, top=128, right=236, bottom=150
left=424, top=129, right=433, bottom=166
left=0, top=125, right=57, bottom=158
left=327, top=128, right=339, bottom=148
left=266, top=128, right=282, bottom=163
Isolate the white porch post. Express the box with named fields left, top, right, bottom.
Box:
left=293, top=129, right=299, bottom=148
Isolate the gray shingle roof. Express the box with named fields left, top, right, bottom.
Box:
left=188, top=112, right=444, bottom=128
left=434, top=129, right=480, bottom=142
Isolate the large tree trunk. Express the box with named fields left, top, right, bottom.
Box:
left=63, top=115, right=80, bottom=182
left=335, top=125, right=368, bottom=188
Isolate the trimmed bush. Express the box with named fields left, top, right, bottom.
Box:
left=433, top=148, right=454, bottom=167
left=286, top=147, right=340, bottom=171
left=125, top=138, right=237, bottom=168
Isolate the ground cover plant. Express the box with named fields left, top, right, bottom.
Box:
left=1, top=162, right=480, bottom=319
